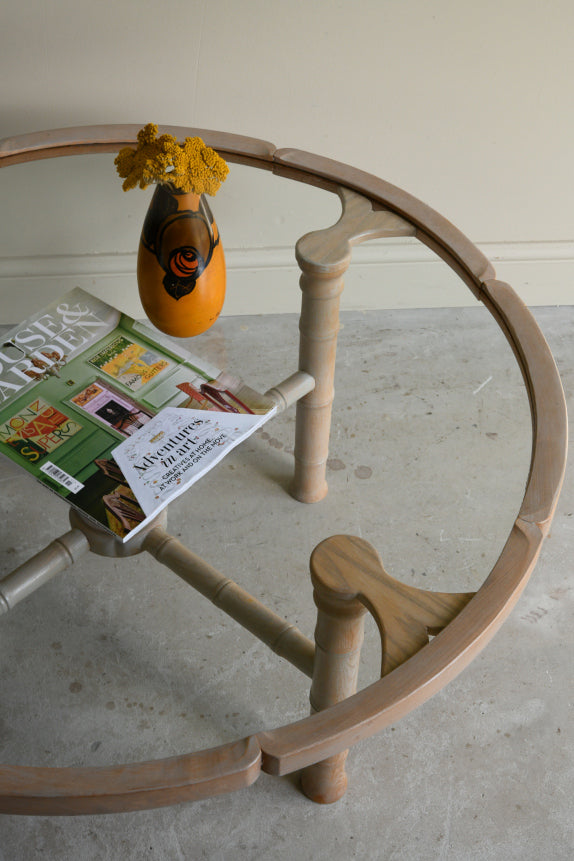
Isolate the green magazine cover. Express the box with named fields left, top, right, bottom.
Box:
left=0, top=288, right=276, bottom=541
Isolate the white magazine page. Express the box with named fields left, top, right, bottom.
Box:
left=111, top=405, right=276, bottom=520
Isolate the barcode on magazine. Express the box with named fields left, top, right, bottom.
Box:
left=40, top=462, right=84, bottom=494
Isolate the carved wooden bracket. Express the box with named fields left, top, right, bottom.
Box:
left=310, top=534, right=475, bottom=677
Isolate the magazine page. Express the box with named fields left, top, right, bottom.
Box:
left=0, top=287, right=276, bottom=542
left=112, top=407, right=272, bottom=522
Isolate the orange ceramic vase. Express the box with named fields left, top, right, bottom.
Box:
left=137, top=184, right=226, bottom=337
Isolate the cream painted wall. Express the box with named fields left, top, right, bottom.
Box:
left=1, top=0, right=573, bottom=320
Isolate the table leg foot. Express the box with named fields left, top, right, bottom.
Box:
left=300, top=752, right=349, bottom=804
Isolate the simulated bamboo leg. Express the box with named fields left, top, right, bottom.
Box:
left=265, top=371, right=315, bottom=412
left=300, top=534, right=475, bottom=802
left=292, top=254, right=347, bottom=503
left=143, top=527, right=315, bottom=678
left=292, top=190, right=414, bottom=503
left=300, top=572, right=367, bottom=803
left=0, top=530, right=89, bottom=615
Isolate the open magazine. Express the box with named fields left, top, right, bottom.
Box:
left=0, top=288, right=276, bottom=542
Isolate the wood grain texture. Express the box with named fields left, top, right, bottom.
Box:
left=0, top=737, right=261, bottom=815
left=0, top=529, right=89, bottom=614
left=144, top=528, right=315, bottom=678
left=257, top=519, right=546, bottom=776
left=0, top=126, right=566, bottom=812
left=292, top=189, right=414, bottom=503
left=257, top=266, right=567, bottom=774
left=0, top=125, right=277, bottom=168
left=300, top=534, right=472, bottom=802
left=273, top=148, right=496, bottom=296
left=296, top=187, right=414, bottom=274
left=480, top=279, right=567, bottom=531
left=310, top=535, right=474, bottom=676
left=300, top=572, right=367, bottom=803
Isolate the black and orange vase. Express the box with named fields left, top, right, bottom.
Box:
left=137, top=183, right=226, bottom=337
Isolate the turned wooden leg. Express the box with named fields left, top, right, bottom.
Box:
left=292, top=258, right=347, bottom=504
left=291, top=189, right=415, bottom=504
left=0, top=530, right=89, bottom=615
left=300, top=557, right=367, bottom=803
left=300, top=534, right=475, bottom=803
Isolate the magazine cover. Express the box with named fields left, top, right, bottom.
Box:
left=0, top=288, right=276, bottom=541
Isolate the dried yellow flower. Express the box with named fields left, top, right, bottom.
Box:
left=114, top=123, right=229, bottom=195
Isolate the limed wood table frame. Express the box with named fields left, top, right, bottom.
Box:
left=0, top=126, right=567, bottom=815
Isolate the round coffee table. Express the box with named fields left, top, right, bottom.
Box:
left=0, top=126, right=567, bottom=814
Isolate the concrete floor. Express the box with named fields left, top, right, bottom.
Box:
left=0, top=305, right=572, bottom=860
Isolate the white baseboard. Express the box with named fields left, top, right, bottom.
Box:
left=1, top=240, right=573, bottom=322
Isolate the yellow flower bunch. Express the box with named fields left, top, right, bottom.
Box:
left=114, top=123, right=229, bottom=195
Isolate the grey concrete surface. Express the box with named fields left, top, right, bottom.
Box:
left=0, top=305, right=572, bottom=860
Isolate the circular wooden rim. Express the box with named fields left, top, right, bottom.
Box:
left=0, top=126, right=567, bottom=814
